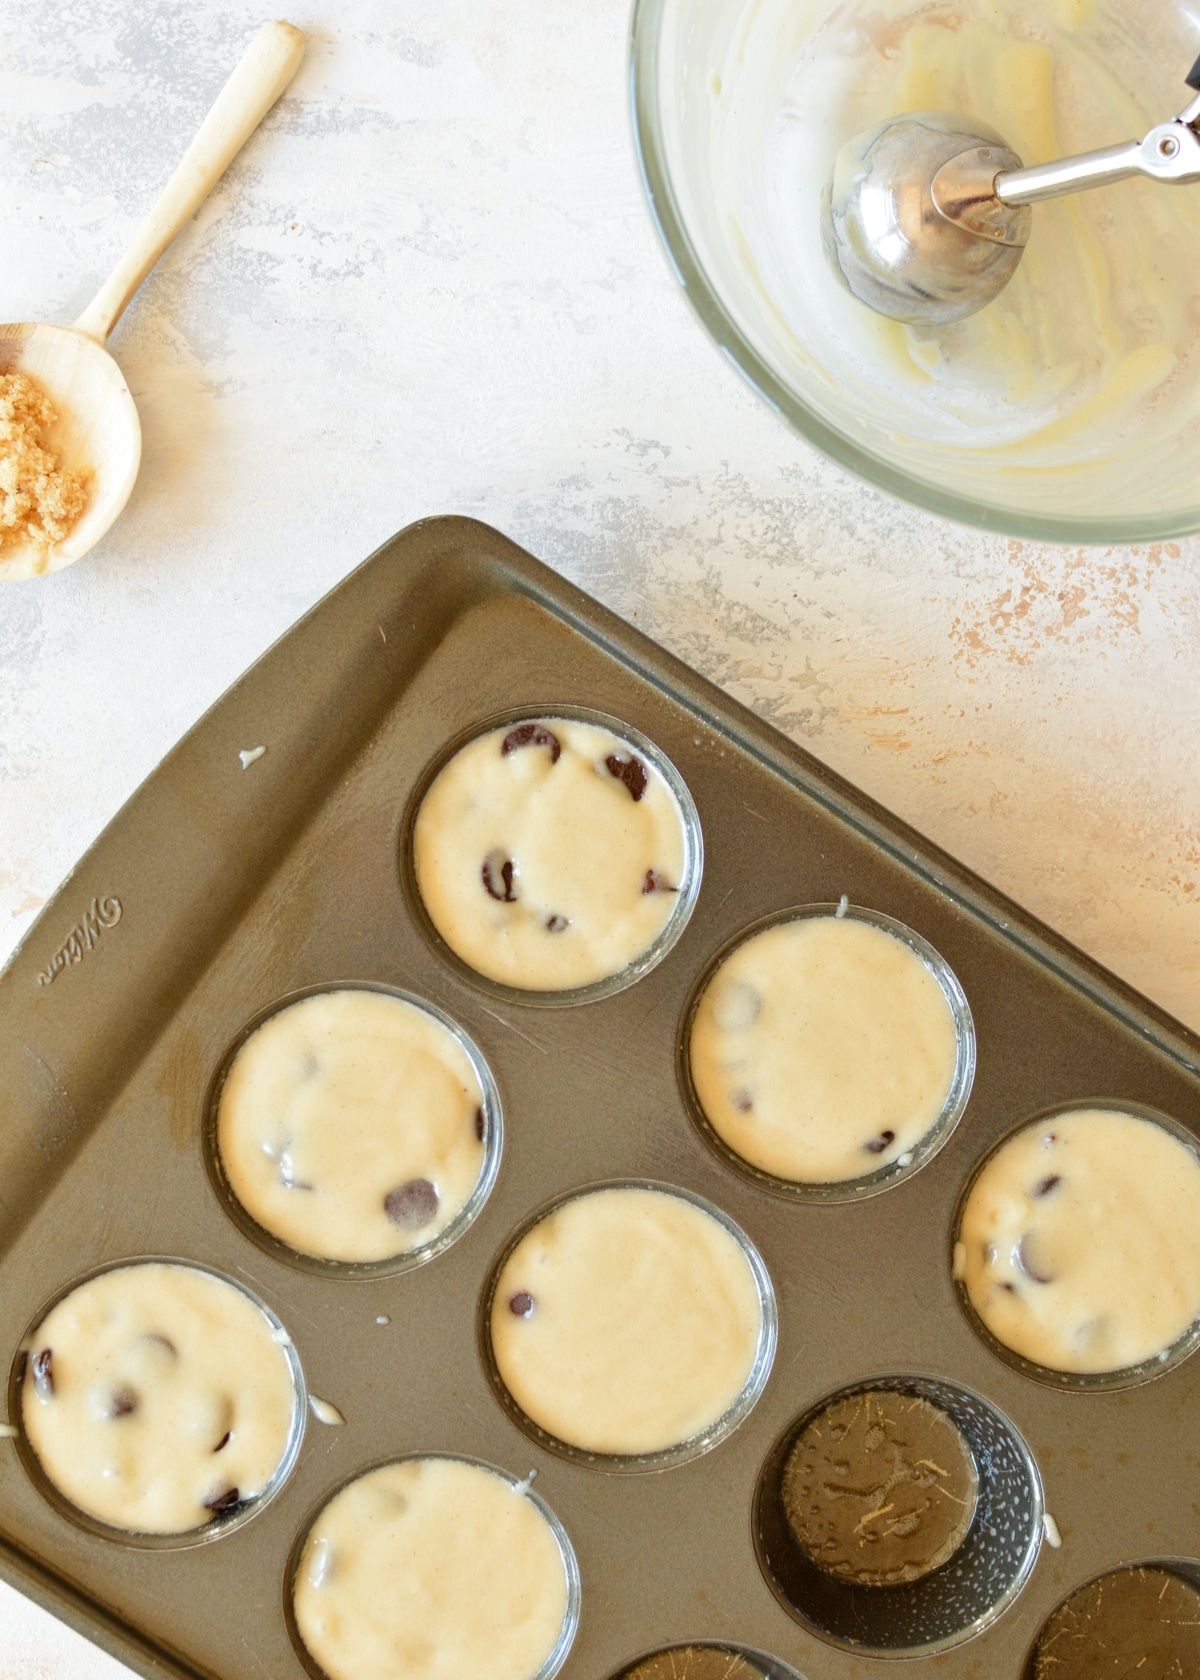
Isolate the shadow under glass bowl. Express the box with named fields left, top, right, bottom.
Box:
left=630, top=0, right=1200, bottom=543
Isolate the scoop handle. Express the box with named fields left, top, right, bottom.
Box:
left=74, top=21, right=305, bottom=344
left=1187, top=52, right=1200, bottom=92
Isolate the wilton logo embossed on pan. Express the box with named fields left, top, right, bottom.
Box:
left=37, top=896, right=123, bottom=987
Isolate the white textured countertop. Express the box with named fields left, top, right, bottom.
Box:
left=2, top=1, right=1199, bottom=1674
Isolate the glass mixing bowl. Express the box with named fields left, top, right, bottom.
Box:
left=630, top=0, right=1200, bottom=542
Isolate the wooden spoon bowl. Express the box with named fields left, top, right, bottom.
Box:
left=0, top=324, right=141, bottom=581
left=0, top=21, right=305, bottom=584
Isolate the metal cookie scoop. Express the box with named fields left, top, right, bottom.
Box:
left=824, top=54, right=1200, bottom=324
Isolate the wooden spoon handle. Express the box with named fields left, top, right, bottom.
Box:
left=74, top=21, right=305, bottom=344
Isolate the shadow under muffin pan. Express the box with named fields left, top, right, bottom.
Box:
left=9, top=1258, right=307, bottom=1549
left=399, top=704, right=704, bottom=1008
left=202, top=982, right=504, bottom=1278
left=3, top=517, right=1200, bottom=1680
left=679, top=903, right=976, bottom=1203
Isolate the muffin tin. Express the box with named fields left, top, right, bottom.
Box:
left=0, top=514, right=1199, bottom=1680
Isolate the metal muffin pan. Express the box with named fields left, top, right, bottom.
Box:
left=1, top=514, right=1198, bottom=1680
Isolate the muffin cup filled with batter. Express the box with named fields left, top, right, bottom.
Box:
left=953, top=1102, right=1200, bottom=1390
left=404, top=708, right=702, bottom=1004
left=12, top=1259, right=305, bottom=1544
left=287, top=1453, right=580, bottom=1680
left=682, top=904, right=974, bottom=1201
left=754, top=1374, right=1043, bottom=1658
left=483, top=1180, right=776, bottom=1469
left=207, top=984, right=501, bottom=1276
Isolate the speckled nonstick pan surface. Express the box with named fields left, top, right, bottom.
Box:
left=1, top=515, right=1198, bottom=1680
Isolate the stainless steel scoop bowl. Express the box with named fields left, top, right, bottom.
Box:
left=825, top=55, right=1200, bottom=323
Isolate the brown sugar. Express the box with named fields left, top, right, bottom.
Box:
left=0, top=371, right=88, bottom=557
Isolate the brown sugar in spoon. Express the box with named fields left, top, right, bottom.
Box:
left=0, top=21, right=305, bottom=582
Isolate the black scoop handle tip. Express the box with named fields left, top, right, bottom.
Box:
left=1189, top=52, right=1200, bottom=92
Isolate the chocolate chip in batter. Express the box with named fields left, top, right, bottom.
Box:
left=384, top=1178, right=440, bottom=1230
left=642, top=869, right=678, bottom=894
left=509, top=1291, right=535, bottom=1318
left=475, top=1106, right=486, bottom=1141
left=109, top=1387, right=138, bottom=1419
left=546, top=914, right=569, bottom=933
left=732, top=1089, right=754, bottom=1113
left=31, top=1347, right=53, bottom=1400
left=213, top=1431, right=232, bottom=1453
left=501, top=723, right=561, bottom=764
left=204, top=1487, right=243, bottom=1516
left=605, top=753, right=648, bottom=801
left=1017, top=1233, right=1054, bottom=1284
left=482, top=852, right=517, bottom=903
left=865, top=1129, right=897, bottom=1155
left=1033, top=1174, right=1062, bottom=1197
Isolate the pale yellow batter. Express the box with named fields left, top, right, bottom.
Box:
left=292, top=1457, right=573, bottom=1680
left=956, top=1108, right=1200, bottom=1373
left=490, top=1186, right=766, bottom=1456
left=689, top=914, right=962, bottom=1183
left=412, top=718, right=692, bottom=991
left=217, top=989, right=487, bottom=1264
left=21, top=1262, right=300, bottom=1534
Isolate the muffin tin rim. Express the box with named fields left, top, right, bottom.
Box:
left=398, top=702, right=705, bottom=1010
left=201, top=979, right=505, bottom=1280
left=280, top=1448, right=582, bottom=1680
left=950, top=1097, right=1200, bottom=1393
left=477, top=1175, right=779, bottom=1473
left=8, top=1253, right=309, bottom=1551
left=677, top=900, right=977, bottom=1204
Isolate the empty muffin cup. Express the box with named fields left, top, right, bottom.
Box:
left=610, top=1645, right=805, bottom=1680
left=954, top=1102, right=1200, bottom=1389
left=1023, top=1561, right=1200, bottom=1679
left=483, top=1181, right=776, bottom=1468
left=405, top=708, right=702, bottom=1003
left=683, top=904, right=974, bottom=1200
left=207, top=985, right=502, bottom=1275
left=754, top=1375, right=1043, bottom=1657
left=13, top=1259, right=305, bottom=1543
left=287, top=1454, right=580, bottom=1680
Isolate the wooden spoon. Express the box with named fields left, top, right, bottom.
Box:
left=0, top=20, right=305, bottom=582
